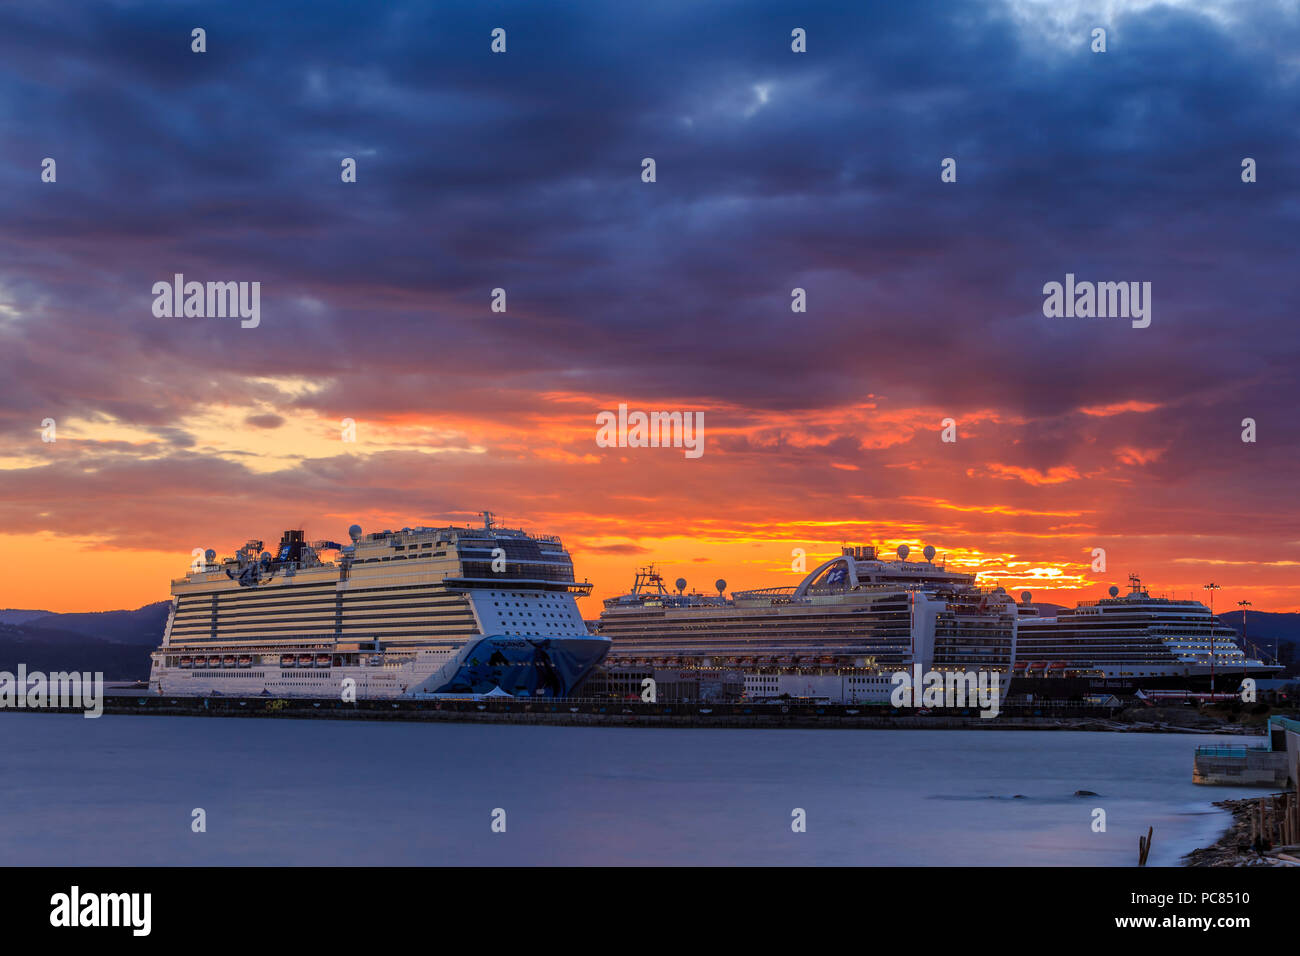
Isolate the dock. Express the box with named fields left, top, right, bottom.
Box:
left=0, top=693, right=1224, bottom=730
left=1193, top=716, right=1300, bottom=787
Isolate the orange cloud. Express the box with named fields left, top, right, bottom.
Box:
left=1079, top=400, right=1162, bottom=417
left=1114, top=446, right=1165, bottom=466
left=980, top=463, right=1082, bottom=485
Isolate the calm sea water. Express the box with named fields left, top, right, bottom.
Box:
left=0, top=714, right=1275, bottom=866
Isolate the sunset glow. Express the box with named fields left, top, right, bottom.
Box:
left=1, top=1, right=1297, bottom=618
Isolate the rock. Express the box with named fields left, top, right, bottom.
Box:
left=1074, top=790, right=1099, bottom=796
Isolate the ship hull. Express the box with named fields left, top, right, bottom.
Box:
left=411, top=635, right=611, bottom=697
left=152, top=635, right=610, bottom=699
left=1011, top=664, right=1281, bottom=698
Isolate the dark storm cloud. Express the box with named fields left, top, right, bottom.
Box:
left=0, top=0, right=1297, bottom=531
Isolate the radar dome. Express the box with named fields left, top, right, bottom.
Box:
left=715, top=579, right=727, bottom=595
left=675, top=577, right=687, bottom=593
left=923, top=545, right=936, bottom=561
left=1108, top=585, right=1120, bottom=597
left=260, top=552, right=272, bottom=564
left=896, top=545, right=910, bottom=561
left=348, top=524, right=363, bottom=542
left=1021, top=591, right=1032, bottom=604
left=204, top=549, right=216, bottom=563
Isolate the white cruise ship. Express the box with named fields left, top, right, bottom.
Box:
left=149, top=513, right=609, bottom=698
left=1014, top=574, right=1280, bottom=689
left=597, top=544, right=1019, bottom=699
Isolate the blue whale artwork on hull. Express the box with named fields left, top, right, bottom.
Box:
left=418, top=635, right=611, bottom=697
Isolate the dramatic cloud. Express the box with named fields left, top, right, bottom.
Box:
left=1, top=0, right=1297, bottom=612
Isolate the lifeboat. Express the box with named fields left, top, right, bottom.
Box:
left=178, top=657, right=193, bottom=669
left=207, top=656, right=222, bottom=668
left=280, top=654, right=296, bottom=668
left=237, top=656, right=253, bottom=668
left=314, top=654, right=331, bottom=668
left=1013, top=662, right=1027, bottom=671
left=222, top=655, right=237, bottom=668
left=296, top=654, right=314, bottom=667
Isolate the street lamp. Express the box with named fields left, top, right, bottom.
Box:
left=1238, top=599, right=1252, bottom=682
left=1203, top=583, right=1221, bottom=697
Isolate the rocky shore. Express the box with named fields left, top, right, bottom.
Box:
left=1183, top=797, right=1300, bottom=867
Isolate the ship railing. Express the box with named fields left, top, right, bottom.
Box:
left=732, top=587, right=800, bottom=599
left=1194, top=745, right=1271, bottom=758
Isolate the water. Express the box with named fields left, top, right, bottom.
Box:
left=0, top=714, right=1274, bottom=866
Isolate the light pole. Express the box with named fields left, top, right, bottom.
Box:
left=1203, top=583, right=1221, bottom=697
left=1238, top=599, right=1252, bottom=683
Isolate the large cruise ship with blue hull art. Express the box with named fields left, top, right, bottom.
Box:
left=149, top=513, right=609, bottom=698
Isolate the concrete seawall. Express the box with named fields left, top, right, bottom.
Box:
left=3, top=694, right=1244, bottom=731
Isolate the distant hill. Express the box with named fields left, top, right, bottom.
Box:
left=23, top=602, right=172, bottom=645
left=0, top=622, right=153, bottom=680
left=0, top=601, right=169, bottom=681
left=1023, top=602, right=1068, bottom=616
left=1219, top=611, right=1300, bottom=670
left=0, top=609, right=55, bottom=625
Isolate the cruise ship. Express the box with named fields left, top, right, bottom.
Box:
left=149, top=513, right=609, bottom=698
left=597, top=544, right=1019, bottom=699
left=1013, top=574, right=1281, bottom=691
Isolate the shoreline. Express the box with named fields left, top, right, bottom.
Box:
left=1183, top=797, right=1300, bottom=867
left=1, top=693, right=1276, bottom=734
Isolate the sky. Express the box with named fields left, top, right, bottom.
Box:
left=1, top=0, right=1298, bottom=616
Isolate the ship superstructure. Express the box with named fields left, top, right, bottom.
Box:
left=150, top=513, right=609, bottom=698
left=597, top=545, right=1019, bottom=700
left=1014, top=574, right=1280, bottom=688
